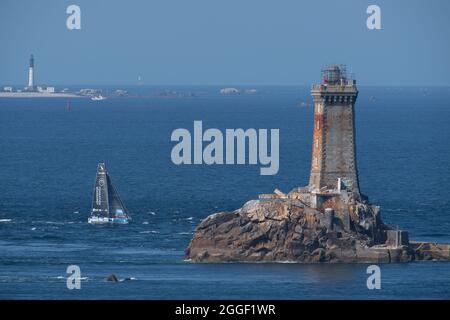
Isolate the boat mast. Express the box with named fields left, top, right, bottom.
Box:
left=104, top=164, right=110, bottom=218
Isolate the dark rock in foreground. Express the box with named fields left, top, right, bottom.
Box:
left=186, top=188, right=449, bottom=263
left=106, top=274, right=119, bottom=282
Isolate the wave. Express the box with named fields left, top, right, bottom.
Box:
left=0, top=219, right=12, bottom=223
left=44, top=221, right=73, bottom=225
left=119, top=277, right=137, bottom=282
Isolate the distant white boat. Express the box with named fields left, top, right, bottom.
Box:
left=220, top=88, right=240, bottom=95
left=91, top=95, right=107, bottom=101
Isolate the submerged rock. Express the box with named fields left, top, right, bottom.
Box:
left=106, top=274, right=119, bottom=282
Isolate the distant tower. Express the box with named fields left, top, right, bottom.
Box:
left=28, top=54, right=34, bottom=89
left=309, top=65, right=360, bottom=196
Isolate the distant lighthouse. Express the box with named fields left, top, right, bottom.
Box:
left=28, top=54, right=34, bottom=88
left=26, top=54, right=35, bottom=91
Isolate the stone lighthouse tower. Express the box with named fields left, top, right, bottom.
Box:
left=309, top=65, right=360, bottom=196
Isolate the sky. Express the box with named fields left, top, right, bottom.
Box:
left=1, top=0, right=450, bottom=86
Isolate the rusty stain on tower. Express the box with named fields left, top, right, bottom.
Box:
left=309, top=65, right=360, bottom=196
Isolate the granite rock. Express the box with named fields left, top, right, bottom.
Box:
left=186, top=191, right=416, bottom=263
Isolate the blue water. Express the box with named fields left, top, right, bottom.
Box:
left=1, top=86, right=449, bottom=299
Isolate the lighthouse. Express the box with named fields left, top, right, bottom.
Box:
left=309, top=65, right=360, bottom=196
left=27, top=54, right=35, bottom=90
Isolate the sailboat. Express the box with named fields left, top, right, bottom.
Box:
left=91, top=95, right=107, bottom=101
left=88, top=163, right=131, bottom=224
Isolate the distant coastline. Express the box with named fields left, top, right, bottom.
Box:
left=0, top=92, right=83, bottom=98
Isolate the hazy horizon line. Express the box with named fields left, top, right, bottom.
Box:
left=2, top=83, right=450, bottom=88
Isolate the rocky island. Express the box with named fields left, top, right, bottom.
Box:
left=186, top=65, right=450, bottom=263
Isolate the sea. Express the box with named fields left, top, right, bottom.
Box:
left=0, top=85, right=449, bottom=299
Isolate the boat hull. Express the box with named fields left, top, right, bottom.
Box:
left=88, top=216, right=130, bottom=224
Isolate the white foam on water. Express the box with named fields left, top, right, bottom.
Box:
left=0, top=219, right=12, bottom=223
left=119, top=277, right=137, bottom=282
left=44, top=221, right=65, bottom=225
